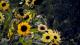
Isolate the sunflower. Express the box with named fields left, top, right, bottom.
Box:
left=14, top=9, right=34, bottom=20
left=0, top=12, right=4, bottom=23
left=14, top=12, right=24, bottom=19
left=14, top=8, right=25, bottom=19
left=24, top=10, right=36, bottom=19
left=52, top=30, right=61, bottom=43
left=23, top=11, right=32, bottom=22
left=41, top=33, right=53, bottom=42
left=38, top=24, right=47, bottom=32
left=49, top=42, right=59, bottom=45
left=0, top=1, right=9, bottom=11
left=17, top=22, right=31, bottom=36
left=45, top=29, right=61, bottom=43
left=25, top=0, right=36, bottom=7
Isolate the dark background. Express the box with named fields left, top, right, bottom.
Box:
left=35, top=0, right=80, bottom=45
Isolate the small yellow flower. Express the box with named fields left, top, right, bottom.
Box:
left=38, top=24, right=47, bottom=32
left=25, top=0, right=36, bottom=6
left=41, top=33, right=53, bottom=42
left=13, top=8, right=24, bottom=19
left=14, top=10, right=36, bottom=21
left=0, top=12, right=4, bottom=23
left=0, top=1, right=9, bottom=11
left=17, top=22, right=31, bottom=36
left=14, top=12, right=24, bottom=19
left=23, top=12, right=32, bottom=22
left=49, top=42, right=59, bottom=45
left=14, top=12, right=25, bottom=19
left=52, top=30, right=61, bottom=43
left=45, top=29, right=61, bottom=43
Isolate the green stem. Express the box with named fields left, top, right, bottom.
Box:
left=2, top=10, right=12, bottom=37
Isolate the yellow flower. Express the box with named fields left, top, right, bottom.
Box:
left=38, top=24, right=47, bottom=32
left=17, top=22, right=31, bottom=36
left=25, top=0, right=36, bottom=6
left=13, top=8, right=24, bottom=19
left=14, top=9, right=36, bottom=21
left=45, top=29, right=61, bottom=43
left=52, top=30, right=61, bottom=43
left=41, top=33, right=53, bottom=42
left=49, top=42, right=59, bottom=45
left=23, top=12, right=32, bottom=22
left=0, top=1, right=9, bottom=11
left=14, top=12, right=24, bottom=19
left=0, top=12, right=4, bottom=23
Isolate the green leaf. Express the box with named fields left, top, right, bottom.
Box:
left=31, top=28, right=38, bottom=33
left=19, top=37, right=24, bottom=42
left=26, top=39, right=32, bottom=45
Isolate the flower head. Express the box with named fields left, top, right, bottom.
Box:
left=52, top=30, right=61, bottom=43
left=45, top=29, right=61, bottom=43
left=38, top=24, right=47, bottom=32
left=17, top=22, right=31, bottom=36
left=0, top=1, right=9, bottom=11
left=23, top=12, right=32, bottom=22
left=41, top=33, right=53, bottom=42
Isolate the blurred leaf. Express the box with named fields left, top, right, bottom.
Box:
left=19, top=37, right=24, bottom=42
left=3, top=41, right=8, bottom=45
left=31, top=28, right=38, bottom=33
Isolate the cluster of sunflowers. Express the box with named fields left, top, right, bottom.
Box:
left=0, top=0, right=61, bottom=45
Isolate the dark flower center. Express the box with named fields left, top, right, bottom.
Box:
left=52, top=44, right=56, bottom=45
left=54, top=36, right=57, bottom=39
left=40, top=26, right=45, bottom=30
left=21, top=25, right=27, bottom=32
left=24, top=15, right=29, bottom=20
left=20, top=13, right=24, bottom=16
left=46, top=36, right=50, bottom=39
left=2, top=3, right=6, bottom=7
